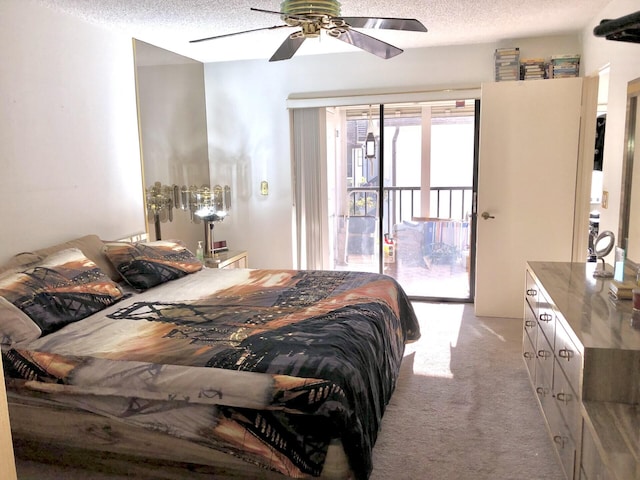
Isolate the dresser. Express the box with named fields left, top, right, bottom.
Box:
left=204, top=250, right=248, bottom=269
left=523, top=261, right=640, bottom=480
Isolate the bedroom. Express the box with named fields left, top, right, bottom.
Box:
left=3, top=0, right=639, bottom=271
left=1, top=0, right=640, bottom=478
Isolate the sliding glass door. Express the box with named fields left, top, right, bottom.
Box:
left=331, top=100, right=477, bottom=301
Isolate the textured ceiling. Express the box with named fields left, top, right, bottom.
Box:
left=34, top=0, right=613, bottom=63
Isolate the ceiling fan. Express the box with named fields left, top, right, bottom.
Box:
left=189, top=0, right=427, bottom=62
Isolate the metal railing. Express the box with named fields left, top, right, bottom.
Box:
left=347, top=186, right=473, bottom=235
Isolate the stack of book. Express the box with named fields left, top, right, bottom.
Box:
left=608, top=280, right=636, bottom=300
left=551, top=54, right=581, bottom=78
left=494, top=47, right=520, bottom=82
left=520, top=58, right=546, bottom=80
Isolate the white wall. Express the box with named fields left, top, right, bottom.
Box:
left=0, top=0, right=145, bottom=265
left=0, top=0, right=146, bottom=470
left=581, top=0, right=640, bottom=249
left=204, top=36, right=581, bottom=268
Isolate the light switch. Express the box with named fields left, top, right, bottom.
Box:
left=260, top=180, right=269, bottom=196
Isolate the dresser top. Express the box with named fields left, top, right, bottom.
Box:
left=527, top=261, right=640, bottom=351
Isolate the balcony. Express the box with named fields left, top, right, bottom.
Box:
left=335, top=186, right=473, bottom=301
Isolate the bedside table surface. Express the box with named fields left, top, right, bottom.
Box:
left=204, top=250, right=248, bottom=269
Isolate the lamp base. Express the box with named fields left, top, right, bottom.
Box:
left=204, top=221, right=215, bottom=258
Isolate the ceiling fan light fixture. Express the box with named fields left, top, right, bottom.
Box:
left=191, top=2, right=427, bottom=62
left=280, top=0, right=341, bottom=17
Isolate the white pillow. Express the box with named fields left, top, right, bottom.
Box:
left=0, top=296, right=41, bottom=346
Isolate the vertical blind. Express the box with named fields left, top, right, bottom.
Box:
left=291, top=107, right=329, bottom=270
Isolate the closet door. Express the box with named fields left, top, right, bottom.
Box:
left=475, top=78, right=583, bottom=318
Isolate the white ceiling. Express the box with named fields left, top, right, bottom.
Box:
left=34, top=0, right=613, bottom=63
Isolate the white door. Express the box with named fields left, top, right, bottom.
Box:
left=475, top=78, right=583, bottom=318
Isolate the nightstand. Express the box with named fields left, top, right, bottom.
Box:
left=204, top=250, right=248, bottom=269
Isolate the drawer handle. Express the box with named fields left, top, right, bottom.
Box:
left=523, top=351, right=535, bottom=359
left=526, top=288, right=537, bottom=297
left=558, top=348, right=574, bottom=361
left=556, top=392, right=572, bottom=404
left=537, top=349, right=551, bottom=358
left=553, top=435, right=567, bottom=449
left=525, top=320, right=536, bottom=328
left=536, top=386, right=549, bottom=397
left=539, top=313, right=553, bottom=322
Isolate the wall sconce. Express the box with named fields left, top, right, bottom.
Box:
left=146, top=182, right=231, bottom=256
left=145, top=181, right=175, bottom=240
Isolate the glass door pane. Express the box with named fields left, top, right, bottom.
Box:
left=336, top=105, right=381, bottom=273
left=330, top=100, right=475, bottom=301
left=383, top=101, right=475, bottom=300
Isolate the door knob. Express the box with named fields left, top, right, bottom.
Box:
left=481, top=211, right=495, bottom=220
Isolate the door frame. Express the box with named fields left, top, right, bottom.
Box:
left=289, top=87, right=482, bottom=301
left=339, top=100, right=479, bottom=302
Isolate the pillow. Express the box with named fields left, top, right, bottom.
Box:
left=103, top=240, right=203, bottom=291
left=0, top=296, right=41, bottom=345
left=0, top=234, right=121, bottom=282
left=0, top=248, right=124, bottom=336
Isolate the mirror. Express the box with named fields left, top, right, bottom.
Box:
left=619, top=77, right=640, bottom=265
left=593, top=230, right=615, bottom=277
left=133, top=40, right=211, bottom=253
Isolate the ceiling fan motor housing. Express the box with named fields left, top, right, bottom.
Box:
left=280, top=0, right=341, bottom=17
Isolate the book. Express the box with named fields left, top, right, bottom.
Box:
left=608, top=279, right=636, bottom=299
left=495, top=47, right=520, bottom=82
left=550, top=54, right=580, bottom=78
left=520, top=58, right=547, bottom=80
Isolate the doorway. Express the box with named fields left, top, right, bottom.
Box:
left=330, top=100, right=478, bottom=301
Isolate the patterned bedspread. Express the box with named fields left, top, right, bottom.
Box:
left=3, top=267, right=419, bottom=479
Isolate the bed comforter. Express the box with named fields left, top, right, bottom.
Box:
left=3, top=267, right=419, bottom=479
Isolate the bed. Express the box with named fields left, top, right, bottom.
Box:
left=0, top=235, right=420, bottom=480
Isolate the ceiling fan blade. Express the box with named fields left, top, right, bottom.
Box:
left=250, top=7, right=286, bottom=16
left=330, top=28, right=403, bottom=59
left=337, top=17, right=427, bottom=32
left=190, top=24, right=291, bottom=43
left=269, top=34, right=306, bottom=62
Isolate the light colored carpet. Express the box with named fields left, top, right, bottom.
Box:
left=15, top=302, right=563, bottom=480
left=370, top=302, right=563, bottom=480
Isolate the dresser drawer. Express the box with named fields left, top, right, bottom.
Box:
left=525, top=270, right=540, bottom=317
left=546, top=398, right=577, bottom=480
left=523, top=328, right=537, bottom=381
left=524, top=300, right=538, bottom=346
left=534, top=358, right=554, bottom=413
left=554, top=361, right=582, bottom=444
left=537, top=292, right=556, bottom=349
left=555, top=319, right=582, bottom=395
left=536, top=327, right=555, bottom=389
left=523, top=299, right=538, bottom=379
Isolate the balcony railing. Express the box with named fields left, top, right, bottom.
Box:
left=347, top=186, right=473, bottom=235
